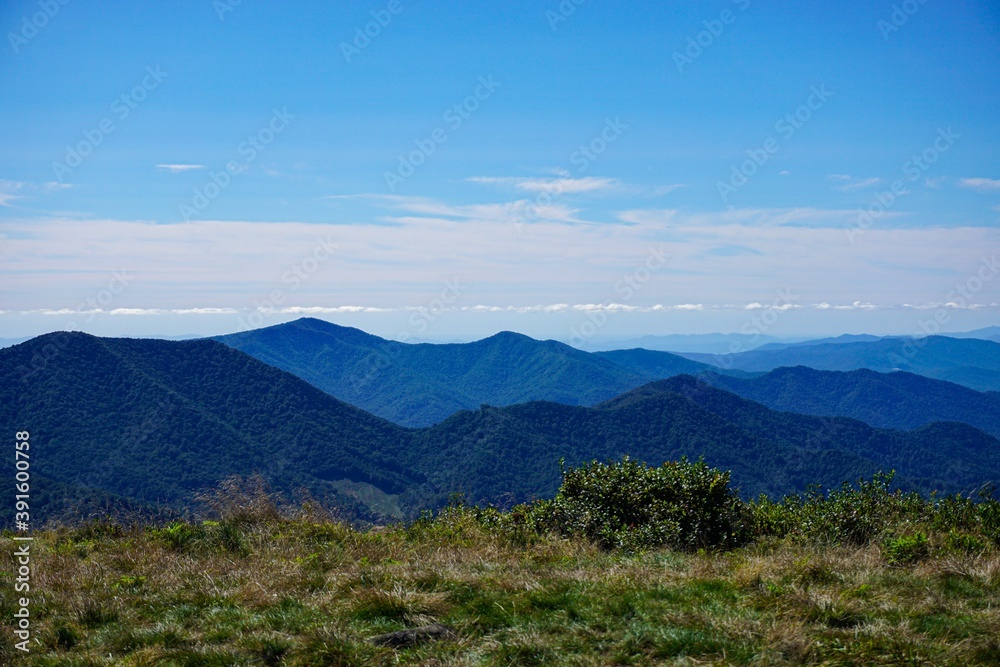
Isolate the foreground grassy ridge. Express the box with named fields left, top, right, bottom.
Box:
left=2, top=510, right=1000, bottom=667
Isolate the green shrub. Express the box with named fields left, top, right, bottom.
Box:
left=884, top=532, right=930, bottom=565
left=537, top=457, right=748, bottom=552
left=746, top=494, right=799, bottom=538
left=929, top=493, right=979, bottom=532
left=789, top=473, right=916, bottom=545
left=978, top=498, right=1000, bottom=546
left=945, top=530, right=988, bottom=555
left=153, top=521, right=202, bottom=550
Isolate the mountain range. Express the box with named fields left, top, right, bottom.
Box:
left=215, top=318, right=724, bottom=427
left=701, top=366, right=1000, bottom=439
left=4, top=329, right=1000, bottom=525
left=216, top=319, right=1000, bottom=430
left=680, top=335, right=1000, bottom=392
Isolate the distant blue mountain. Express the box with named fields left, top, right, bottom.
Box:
left=701, top=366, right=1000, bottom=438
left=215, top=318, right=718, bottom=427
left=679, top=336, right=1000, bottom=392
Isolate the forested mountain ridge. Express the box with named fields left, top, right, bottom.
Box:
left=5, top=331, right=1000, bottom=526
left=680, top=336, right=1000, bottom=391
left=700, top=366, right=1000, bottom=438
left=215, top=318, right=714, bottom=427
left=0, top=332, right=420, bottom=523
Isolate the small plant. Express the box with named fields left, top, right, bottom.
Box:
left=945, top=529, right=988, bottom=555
left=195, top=474, right=285, bottom=525
left=114, top=574, right=147, bottom=591
left=154, top=521, right=202, bottom=550
left=978, top=497, right=1000, bottom=546
left=884, top=532, right=930, bottom=565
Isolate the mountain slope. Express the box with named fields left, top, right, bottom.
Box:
left=751, top=334, right=885, bottom=352
left=5, top=333, right=1000, bottom=526
left=216, top=318, right=718, bottom=426
left=585, top=332, right=802, bottom=354
left=0, top=332, right=420, bottom=522
left=402, top=374, right=1000, bottom=505
left=680, top=336, right=1000, bottom=391
left=645, top=376, right=1000, bottom=491
left=593, top=347, right=727, bottom=379
left=701, top=366, right=1000, bottom=438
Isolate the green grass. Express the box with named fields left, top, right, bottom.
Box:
left=4, top=465, right=999, bottom=665
left=3, top=511, right=999, bottom=666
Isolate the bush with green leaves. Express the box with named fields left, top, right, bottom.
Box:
left=533, top=457, right=749, bottom=552
left=465, top=466, right=1000, bottom=554
left=977, top=496, right=1000, bottom=546
left=766, top=473, right=928, bottom=545
left=884, top=532, right=930, bottom=565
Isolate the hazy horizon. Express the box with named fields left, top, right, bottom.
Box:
left=2, top=315, right=998, bottom=353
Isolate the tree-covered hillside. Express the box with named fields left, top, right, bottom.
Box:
left=682, top=336, right=1000, bottom=391
left=0, top=332, right=419, bottom=524
left=215, top=318, right=712, bottom=427
left=4, top=333, right=1000, bottom=526
left=702, top=366, right=1000, bottom=438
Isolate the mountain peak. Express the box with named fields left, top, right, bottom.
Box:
left=480, top=330, right=537, bottom=343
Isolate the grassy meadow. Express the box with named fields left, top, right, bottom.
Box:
left=3, top=465, right=1000, bottom=666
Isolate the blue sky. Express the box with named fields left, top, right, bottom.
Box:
left=1, top=0, right=998, bottom=343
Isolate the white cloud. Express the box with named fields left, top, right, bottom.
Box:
left=2, top=212, right=997, bottom=317
left=617, top=209, right=678, bottom=226
left=469, top=176, right=619, bottom=194
left=618, top=206, right=880, bottom=228
left=468, top=176, right=684, bottom=198
left=376, top=195, right=588, bottom=226
left=832, top=301, right=877, bottom=310
left=648, top=183, right=687, bottom=196
left=275, top=306, right=393, bottom=314
left=838, top=177, right=882, bottom=192
left=0, top=179, right=71, bottom=207
left=8, top=301, right=997, bottom=317
left=156, top=164, right=205, bottom=173
left=958, top=177, right=1000, bottom=192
